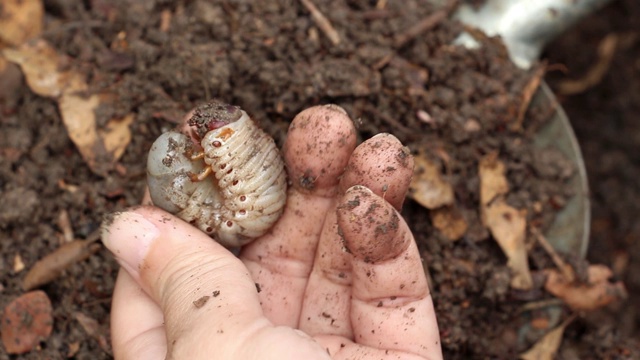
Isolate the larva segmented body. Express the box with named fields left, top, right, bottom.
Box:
left=147, top=101, right=287, bottom=247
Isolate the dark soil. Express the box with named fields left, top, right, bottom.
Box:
left=0, top=0, right=638, bottom=358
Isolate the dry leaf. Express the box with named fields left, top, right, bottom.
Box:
left=0, top=0, right=43, bottom=47
left=74, top=312, right=111, bottom=354
left=410, top=153, right=454, bottom=209
left=479, top=153, right=533, bottom=290
left=2, top=40, right=81, bottom=97
left=23, top=239, right=101, bottom=291
left=479, top=152, right=509, bottom=205
left=67, top=341, right=81, bottom=358
left=102, top=114, right=135, bottom=160
left=13, top=253, right=25, bottom=272
left=484, top=201, right=533, bottom=289
left=544, top=264, right=627, bottom=311
left=3, top=40, right=134, bottom=175
left=57, top=92, right=110, bottom=174
left=520, top=317, right=574, bottom=360
left=431, top=206, right=468, bottom=241
left=57, top=210, right=74, bottom=243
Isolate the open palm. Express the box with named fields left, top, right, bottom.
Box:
left=103, top=105, right=442, bottom=359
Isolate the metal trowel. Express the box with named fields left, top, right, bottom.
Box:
left=450, top=0, right=613, bottom=257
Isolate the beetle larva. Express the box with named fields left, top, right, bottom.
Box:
left=147, top=101, right=287, bottom=247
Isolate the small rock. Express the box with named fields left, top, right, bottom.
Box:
left=0, top=187, right=39, bottom=227
left=1, top=290, right=53, bottom=354
left=463, top=118, right=481, bottom=132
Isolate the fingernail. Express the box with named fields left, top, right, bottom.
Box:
left=371, top=133, right=398, bottom=142
left=323, top=103, right=348, bottom=115
left=101, top=211, right=160, bottom=277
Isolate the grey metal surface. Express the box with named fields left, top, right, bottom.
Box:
left=447, top=0, right=609, bottom=256
left=455, top=0, right=613, bottom=68
left=532, top=83, right=590, bottom=257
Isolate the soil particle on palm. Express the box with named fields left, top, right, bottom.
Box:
left=1, top=0, right=639, bottom=359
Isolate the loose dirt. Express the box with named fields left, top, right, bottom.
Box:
left=1, top=0, right=639, bottom=358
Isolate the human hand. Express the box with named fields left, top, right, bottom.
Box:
left=101, top=105, right=442, bottom=359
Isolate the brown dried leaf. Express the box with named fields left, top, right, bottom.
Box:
left=3, top=40, right=134, bottom=175
left=23, top=239, right=101, bottom=291
left=519, top=317, right=573, bottom=360
left=410, top=153, right=454, bottom=209
left=102, top=113, right=135, bottom=160
left=67, top=342, right=81, bottom=358
left=478, top=152, right=509, bottom=206
left=73, top=312, right=111, bottom=354
left=484, top=201, right=533, bottom=289
left=13, top=253, right=25, bottom=272
left=431, top=206, right=468, bottom=241
left=0, top=0, right=43, bottom=47
left=2, top=40, right=82, bottom=97
left=479, top=153, right=533, bottom=290
left=73, top=312, right=100, bottom=337
left=57, top=92, right=107, bottom=174
left=1, top=290, right=53, bottom=354
left=544, top=264, right=627, bottom=311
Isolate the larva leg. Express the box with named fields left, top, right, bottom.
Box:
left=188, top=166, right=213, bottom=182
left=190, top=152, right=205, bottom=160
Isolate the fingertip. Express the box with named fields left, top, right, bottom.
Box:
left=339, top=133, right=414, bottom=210
left=283, top=104, right=357, bottom=196
left=337, top=186, right=409, bottom=263
left=101, top=206, right=162, bottom=280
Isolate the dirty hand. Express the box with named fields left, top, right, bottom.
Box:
left=102, top=105, right=442, bottom=359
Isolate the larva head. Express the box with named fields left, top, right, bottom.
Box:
left=188, top=100, right=243, bottom=139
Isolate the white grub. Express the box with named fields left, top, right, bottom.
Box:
left=147, top=101, right=287, bottom=247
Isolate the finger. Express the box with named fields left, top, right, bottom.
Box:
left=283, top=104, right=358, bottom=198
left=101, top=206, right=270, bottom=356
left=240, top=105, right=356, bottom=326
left=337, top=186, right=441, bottom=359
left=110, top=268, right=167, bottom=359
left=300, top=134, right=414, bottom=337
left=339, top=133, right=414, bottom=211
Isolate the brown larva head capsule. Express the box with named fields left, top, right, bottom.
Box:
left=188, top=100, right=243, bottom=140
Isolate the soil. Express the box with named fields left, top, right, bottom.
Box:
left=0, top=0, right=638, bottom=359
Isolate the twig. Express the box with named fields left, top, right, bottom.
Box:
left=371, top=52, right=394, bottom=70
left=394, top=0, right=457, bottom=48
left=519, top=298, right=565, bottom=313
left=557, top=33, right=619, bottom=95
left=512, top=64, right=546, bottom=131
left=365, top=105, right=415, bottom=137
left=40, top=20, right=105, bottom=37
left=531, top=227, right=575, bottom=283
left=160, top=9, right=172, bottom=32
left=299, top=0, right=341, bottom=45
left=57, top=209, right=74, bottom=243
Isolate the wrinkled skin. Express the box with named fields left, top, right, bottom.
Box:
left=101, top=104, right=442, bottom=360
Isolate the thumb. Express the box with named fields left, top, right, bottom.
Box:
left=102, top=206, right=267, bottom=357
